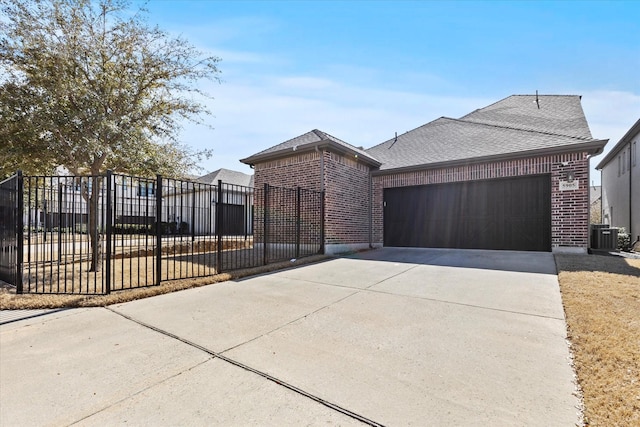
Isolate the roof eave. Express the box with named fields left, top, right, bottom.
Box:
left=595, top=119, right=640, bottom=170
left=372, top=139, right=608, bottom=176
left=240, top=140, right=382, bottom=168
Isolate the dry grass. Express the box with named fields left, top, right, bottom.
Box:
left=11, top=240, right=319, bottom=294
left=556, top=254, right=640, bottom=426
left=0, top=254, right=329, bottom=310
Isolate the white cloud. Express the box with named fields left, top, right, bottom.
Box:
left=180, top=73, right=493, bottom=175
left=179, top=66, right=640, bottom=188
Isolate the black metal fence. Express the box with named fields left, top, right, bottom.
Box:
left=0, top=171, right=324, bottom=295
left=0, top=173, right=22, bottom=287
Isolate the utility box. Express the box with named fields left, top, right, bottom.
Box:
left=590, top=224, right=607, bottom=249
left=591, top=225, right=618, bottom=250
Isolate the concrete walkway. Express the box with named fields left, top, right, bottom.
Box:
left=1, top=248, right=579, bottom=426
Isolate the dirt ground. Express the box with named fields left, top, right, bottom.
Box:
left=556, top=253, right=640, bottom=426
left=0, top=255, right=329, bottom=309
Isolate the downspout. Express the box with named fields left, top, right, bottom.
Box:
left=601, top=168, right=604, bottom=225
left=629, top=143, right=633, bottom=240
left=587, top=154, right=592, bottom=250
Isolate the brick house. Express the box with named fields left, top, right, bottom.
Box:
left=241, top=95, right=608, bottom=254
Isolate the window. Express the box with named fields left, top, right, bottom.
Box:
left=138, top=182, right=155, bottom=197
left=622, top=150, right=626, bottom=174
left=618, top=155, right=621, bottom=176
left=634, top=141, right=637, bottom=167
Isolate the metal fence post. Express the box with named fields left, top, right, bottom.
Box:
left=263, top=183, right=269, bottom=265
left=244, top=192, right=249, bottom=240
left=191, top=185, right=196, bottom=242
left=57, top=181, right=63, bottom=264
left=155, top=174, right=163, bottom=286
left=104, top=170, right=113, bottom=294
left=16, top=170, right=24, bottom=294
left=216, top=180, right=223, bottom=272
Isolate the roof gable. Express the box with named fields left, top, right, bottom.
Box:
left=241, top=129, right=380, bottom=167
left=197, top=168, right=253, bottom=187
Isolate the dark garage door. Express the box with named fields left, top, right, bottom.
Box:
left=383, top=175, right=551, bottom=251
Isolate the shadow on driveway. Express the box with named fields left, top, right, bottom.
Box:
left=345, top=247, right=558, bottom=275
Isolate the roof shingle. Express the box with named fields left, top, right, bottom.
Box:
left=460, top=95, right=593, bottom=139
left=241, top=129, right=380, bottom=166
left=241, top=94, right=606, bottom=173
left=197, top=168, right=253, bottom=187
left=367, top=94, right=605, bottom=171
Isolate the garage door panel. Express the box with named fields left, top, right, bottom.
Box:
left=383, top=175, right=551, bottom=252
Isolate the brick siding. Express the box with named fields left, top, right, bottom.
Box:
left=254, top=150, right=372, bottom=247
left=254, top=149, right=592, bottom=251
left=323, top=152, right=371, bottom=245
left=252, top=153, right=322, bottom=246
left=254, top=152, right=323, bottom=191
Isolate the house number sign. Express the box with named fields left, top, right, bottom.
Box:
left=559, top=179, right=579, bottom=191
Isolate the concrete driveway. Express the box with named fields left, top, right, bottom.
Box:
left=1, top=248, right=579, bottom=426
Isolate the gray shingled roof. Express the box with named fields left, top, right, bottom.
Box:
left=367, top=117, right=600, bottom=170
left=461, top=95, right=593, bottom=139
left=241, top=95, right=606, bottom=173
left=367, top=94, right=606, bottom=171
left=241, top=129, right=380, bottom=166
left=197, top=168, right=254, bottom=187
left=590, top=185, right=601, bottom=203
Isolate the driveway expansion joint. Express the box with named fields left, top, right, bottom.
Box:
left=106, top=306, right=384, bottom=427
left=276, top=276, right=566, bottom=321
left=219, top=290, right=361, bottom=354
left=67, top=357, right=213, bottom=426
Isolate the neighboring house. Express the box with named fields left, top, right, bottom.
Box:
left=195, top=168, right=253, bottom=235
left=29, top=168, right=254, bottom=237
left=162, top=168, right=254, bottom=235
left=590, top=185, right=602, bottom=224
left=241, top=94, right=608, bottom=254
left=24, top=174, right=158, bottom=230
left=596, top=118, right=640, bottom=242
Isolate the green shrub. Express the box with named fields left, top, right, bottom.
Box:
left=616, top=227, right=631, bottom=250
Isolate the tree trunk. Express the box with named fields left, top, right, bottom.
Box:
left=88, top=175, right=102, bottom=272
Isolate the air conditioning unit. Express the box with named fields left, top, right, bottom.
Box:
left=591, top=225, right=618, bottom=250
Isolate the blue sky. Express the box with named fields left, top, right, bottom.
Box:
left=141, top=0, right=640, bottom=184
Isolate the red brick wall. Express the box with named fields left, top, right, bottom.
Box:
left=253, top=150, right=373, bottom=248
left=373, top=152, right=591, bottom=250
left=324, top=152, right=371, bottom=245
left=551, top=153, right=590, bottom=248
left=253, top=152, right=322, bottom=246
left=254, top=152, right=323, bottom=191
